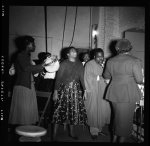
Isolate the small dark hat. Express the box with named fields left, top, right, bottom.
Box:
left=115, top=39, right=132, bottom=53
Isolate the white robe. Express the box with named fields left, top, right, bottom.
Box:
left=84, top=60, right=111, bottom=132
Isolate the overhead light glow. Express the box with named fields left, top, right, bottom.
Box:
left=92, top=30, right=99, bottom=38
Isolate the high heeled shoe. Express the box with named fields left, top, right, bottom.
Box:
left=91, top=135, right=98, bottom=140
left=51, top=134, right=57, bottom=142
left=98, top=131, right=107, bottom=136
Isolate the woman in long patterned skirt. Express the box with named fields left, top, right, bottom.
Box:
left=52, top=47, right=87, bottom=140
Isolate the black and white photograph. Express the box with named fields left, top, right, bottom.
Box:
left=1, top=0, right=150, bottom=144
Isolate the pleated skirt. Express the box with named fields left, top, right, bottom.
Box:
left=84, top=94, right=111, bottom=130
left=9, top=83, right=39, bottom=125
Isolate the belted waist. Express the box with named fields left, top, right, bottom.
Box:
left=112, top=75, right=134, bottom=82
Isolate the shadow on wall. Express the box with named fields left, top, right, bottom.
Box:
left=89, top=49, right=95, bottom=60
left=107, top=39, right=119, bottom=59
left=9, top=36, right=23, bottom=66
left=59, top=47, right=70, bottom=62
left=103, top=39, right=119, bottom=73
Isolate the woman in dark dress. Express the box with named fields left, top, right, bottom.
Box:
left=52, top=47, right=87, bottom=140
left=103, top=39, right=144, bottom=143
left=9, top=36, right=47, bottom=126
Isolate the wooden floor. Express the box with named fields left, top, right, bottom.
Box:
left=8, top=123, right=138, bottom=143
left=7, top=97, right=142, bottom=143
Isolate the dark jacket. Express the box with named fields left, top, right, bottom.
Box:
left=103, top=53, right=143, bottom=103
left=14, top=51, right=43, bottom=89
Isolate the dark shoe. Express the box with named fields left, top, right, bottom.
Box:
left=91, top=135, right=98, bottom=140
left=52, top=139, right=58, bottom=142
left=51, top=134, right=57, bottom=142
left=69, top=134, right=78, bottom=140
left=52, top=137, right=57, bottom=142
left=98, top=131, right=107, bottom=136
left=111, top=135, right=118, bottom=143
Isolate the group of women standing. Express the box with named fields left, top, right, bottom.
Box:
left=9, top=36, right=144, bottom=143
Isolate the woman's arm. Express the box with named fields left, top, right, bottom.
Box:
left=103, top=60, right=111, bottom=79
left=133, top=59, right=144, bottom=84
left=84, top=62, right=96, bottom=92
left=17, top=53, right=44, bottom=73
left=54, top=61, right=66, bottom=90
left=79, top=63, right=86, bottom=90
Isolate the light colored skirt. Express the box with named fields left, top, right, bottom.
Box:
left=84, top=93, right=111, bottom=130
left=9, top=83, right=39, bottom=125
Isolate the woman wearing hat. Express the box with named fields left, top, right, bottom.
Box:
left=103, top=39, right=144, bottom=143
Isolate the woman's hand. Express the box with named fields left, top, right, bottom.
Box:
left=41, top=61, right=47, bottom=67
left=104, top=79, right=110, bottom=84
left=53, top=90, right=58, bottom=102
left=83, top=90, right=87, bottom=100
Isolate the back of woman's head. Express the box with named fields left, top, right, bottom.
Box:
left=115, top=39, right=132, bottom=54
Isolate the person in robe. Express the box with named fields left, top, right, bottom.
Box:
left=52, top=46, right=87, bottom=141
left=84, top=48, right=111, bottom=140
left=103, top=39, right=144, bottom=143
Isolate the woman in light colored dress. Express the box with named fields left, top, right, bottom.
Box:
left=84, top=48, right=111, bottom=140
